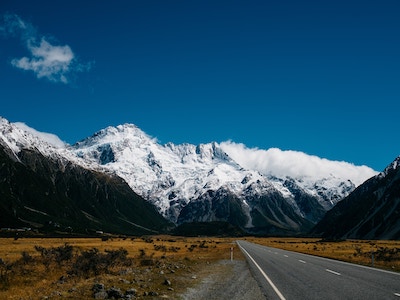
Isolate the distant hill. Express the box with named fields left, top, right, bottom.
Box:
left=312, top=157, right=400, bottom=240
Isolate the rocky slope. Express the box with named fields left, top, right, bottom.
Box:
left=312, top=156, right=400, bottom=240
left=0, top=118, right=169, bottom=234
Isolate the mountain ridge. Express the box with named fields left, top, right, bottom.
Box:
left=0, top=117, right=379, bottom=235
left=312, top=155, right=400, bottom=240
left=0, top=118, right=170, bottom=234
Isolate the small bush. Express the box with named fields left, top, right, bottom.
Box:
left=168, top=246, right=180, bottom=253
left=199, top=241, right=208, bottom=249
left=374, top=247, right=399, bottom=262
left=188, top=244, right=197, bottom=252
left=69, top=247, right=132, bottom=278
left=0, top=258, right=11, bottom=290
left=34, top=243, right=73, bottom=267
left=140, top=258, right=154, bottom=266
left=154, top=244, right=167, bottom=252
left=20, top=251, right=34, bottom=265
left=142, top=237, right=154, bottom=243
left=69, top=248, right=103, bottom=277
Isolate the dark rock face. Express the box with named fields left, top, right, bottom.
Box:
left=177, top=188, right=249, bottom=229
left=177, top=186, right=314, bottom=235
left=312, top=156, right=400, bottom=240
left=283, top=179, right=326, bottom=223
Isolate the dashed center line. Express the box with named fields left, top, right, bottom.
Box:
left=394, top=293, right=400, bottom=297
left=284, top=255, right=289, bottom=258
left=298, top=260, right=306, bottom=264
left=326, top=269, right=341, bottom=276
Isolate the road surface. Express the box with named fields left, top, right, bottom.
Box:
left=237, top=240, right=400, bottom=300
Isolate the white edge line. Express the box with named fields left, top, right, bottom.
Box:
left=326, top=269, right=341, bottom=276
left=238, top=242, right=286, bottom=300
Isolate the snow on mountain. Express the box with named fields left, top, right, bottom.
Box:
left=379, top=155, right=400, bottom=179
left=220, top=141, right=377, bottom=208
left=13, top=122, right=66, bottom=148
left=71, top=124, right=268, bottom=223
left=0, top=117, right=380, bottom=231
left=0, top=117, right=66, bottom=160
left=69, top=123, right=378, bottom=226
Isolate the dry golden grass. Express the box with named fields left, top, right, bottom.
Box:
left=0, top=236, right=241, bottom=299
left=0, top=236, right=398, bottom=299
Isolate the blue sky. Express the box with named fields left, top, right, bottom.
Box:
left=1, top=0, right=399, bottom=171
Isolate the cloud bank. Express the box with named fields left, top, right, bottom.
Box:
left=220, top=141, right=378, bottom=186
left=1, top=13, right=90, bottom=83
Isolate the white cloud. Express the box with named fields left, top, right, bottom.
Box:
left=11, top=38, right=74, bottom=83
left=220, top=141, right=378, bottom=186
left=14, top=122, right=66, bottom=148
left=1, top=13, right=90, bottom=84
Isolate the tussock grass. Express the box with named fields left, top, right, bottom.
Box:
left=0, top=236, right=241, bottom=299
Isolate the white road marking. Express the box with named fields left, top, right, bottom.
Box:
left=238, top=242, right=286, bottom=300
left=284, top=255, right=289, bottom=257
left=326, top=269, right=341, bottom=276
left=394, top=293, right=400, bottom=297
left=298, top=260, right=306, bottom=264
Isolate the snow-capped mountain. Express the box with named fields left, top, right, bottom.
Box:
left=0, top=117, right=169, bottom=234
left=68, top=122, right=377, bottom=232
left=0, top=117, right=379, bottom=234
left=71, top=124, right=269, bottom=223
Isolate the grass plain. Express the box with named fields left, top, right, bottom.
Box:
left=0, top=236, right=240, bottom=299
left=0, top=236, right=398, bottom=299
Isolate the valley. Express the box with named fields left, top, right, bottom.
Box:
left=0, top=236, right=398, bottom=299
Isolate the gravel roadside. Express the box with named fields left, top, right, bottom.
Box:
left=179, top=259, right=266, bottom=300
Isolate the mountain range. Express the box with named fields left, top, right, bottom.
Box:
left=2, top=116, right=398, bottom=238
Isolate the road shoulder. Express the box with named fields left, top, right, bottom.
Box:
left=179, top=259, right=266, bottom=300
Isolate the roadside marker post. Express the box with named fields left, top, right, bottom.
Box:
left=231, top=247, right=233, bottom=261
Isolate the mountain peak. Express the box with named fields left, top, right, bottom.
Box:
left=74, top=123, right=155, bottom=148
left=379, top=155, right=400, bottom=178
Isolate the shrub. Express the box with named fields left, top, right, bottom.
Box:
left=34, top=243, right=73, bottom=267
left=154, top=244, right=167, bottom=252
left=0, top=258, right=11, bottom=290
left=142, top=236, right=154, bottom=243
left=69, top=248, right=103, bottom=277
left=20, top=251, right=34, bottom=265
left=68, top=248, right=132, bottom=277
left=374, top=247, right=399, bottom=262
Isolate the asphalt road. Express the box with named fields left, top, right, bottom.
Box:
left=237, top=240, right=400, bottom=300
